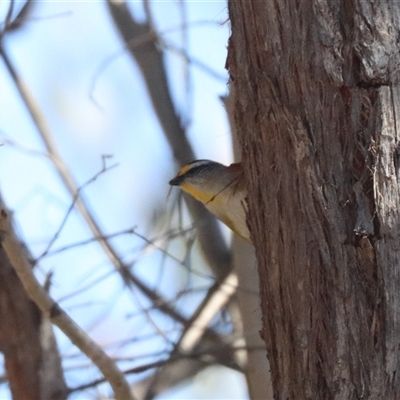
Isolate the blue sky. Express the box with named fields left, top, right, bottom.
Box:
left=0, top=1, right=247, bottom=399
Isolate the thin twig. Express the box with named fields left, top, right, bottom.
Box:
left=44, top=227, right=136, bottom=258
left=89, top=19, right=224, bottom=106
left=36, top=163, right=118, bottom=261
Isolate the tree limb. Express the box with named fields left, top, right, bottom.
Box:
left=0, top=198, right=134, bottom=400
left=106, top=0, right=231, bottom=281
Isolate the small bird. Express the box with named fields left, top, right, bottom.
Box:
left=169, top=160, right=251, bottom=242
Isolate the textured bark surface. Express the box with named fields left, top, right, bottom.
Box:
left=0, top=244, right=68, bottom=400
left=0, top=244, right=42, bottom=400
left=228, top=1, right=400, bottom=399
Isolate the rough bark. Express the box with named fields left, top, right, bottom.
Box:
left=0, top=245, right=68, bottom=400
left=0, top=245, right=42, bottom=400
left=228, top=1, right=400, bottom=399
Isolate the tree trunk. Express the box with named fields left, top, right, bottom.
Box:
left=228, top=1, right=400, bottom=399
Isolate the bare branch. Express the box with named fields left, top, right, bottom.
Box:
left=44, top=227, right=137, bottom=258
left=3, top=0, right=34, bottom=33
left=177, top=272, right=238, bottom=352
left=71, top=343, right=248, bottom=394
left=36, top=162, right=119, bottom=261
left=3, top=0, right=15, bottom=32
left=0, top=198, right=134, bottom=400
left=0, top=44, right=214, bottom=348
left=106, top=0, right=231, bottom=281
left=141, top=272, right=240, bottom=399
left=165, top=41, right=227, bottom=82
left=0, top=238, right=67, bottom=399
left=1, top=5, right=241, bottom=398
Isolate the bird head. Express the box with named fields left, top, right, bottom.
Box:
left=169, top=160, right=250, bottom=242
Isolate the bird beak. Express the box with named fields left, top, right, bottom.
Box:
left=169, top=175, right=183, bottom=186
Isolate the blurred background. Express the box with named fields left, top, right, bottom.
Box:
left=0, top=1, right=254, bottom=399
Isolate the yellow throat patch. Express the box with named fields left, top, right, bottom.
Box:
left=180, top=183, right=217, bottom=204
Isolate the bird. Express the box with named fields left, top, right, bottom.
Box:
left=169, top=160, right=251, bottom=242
